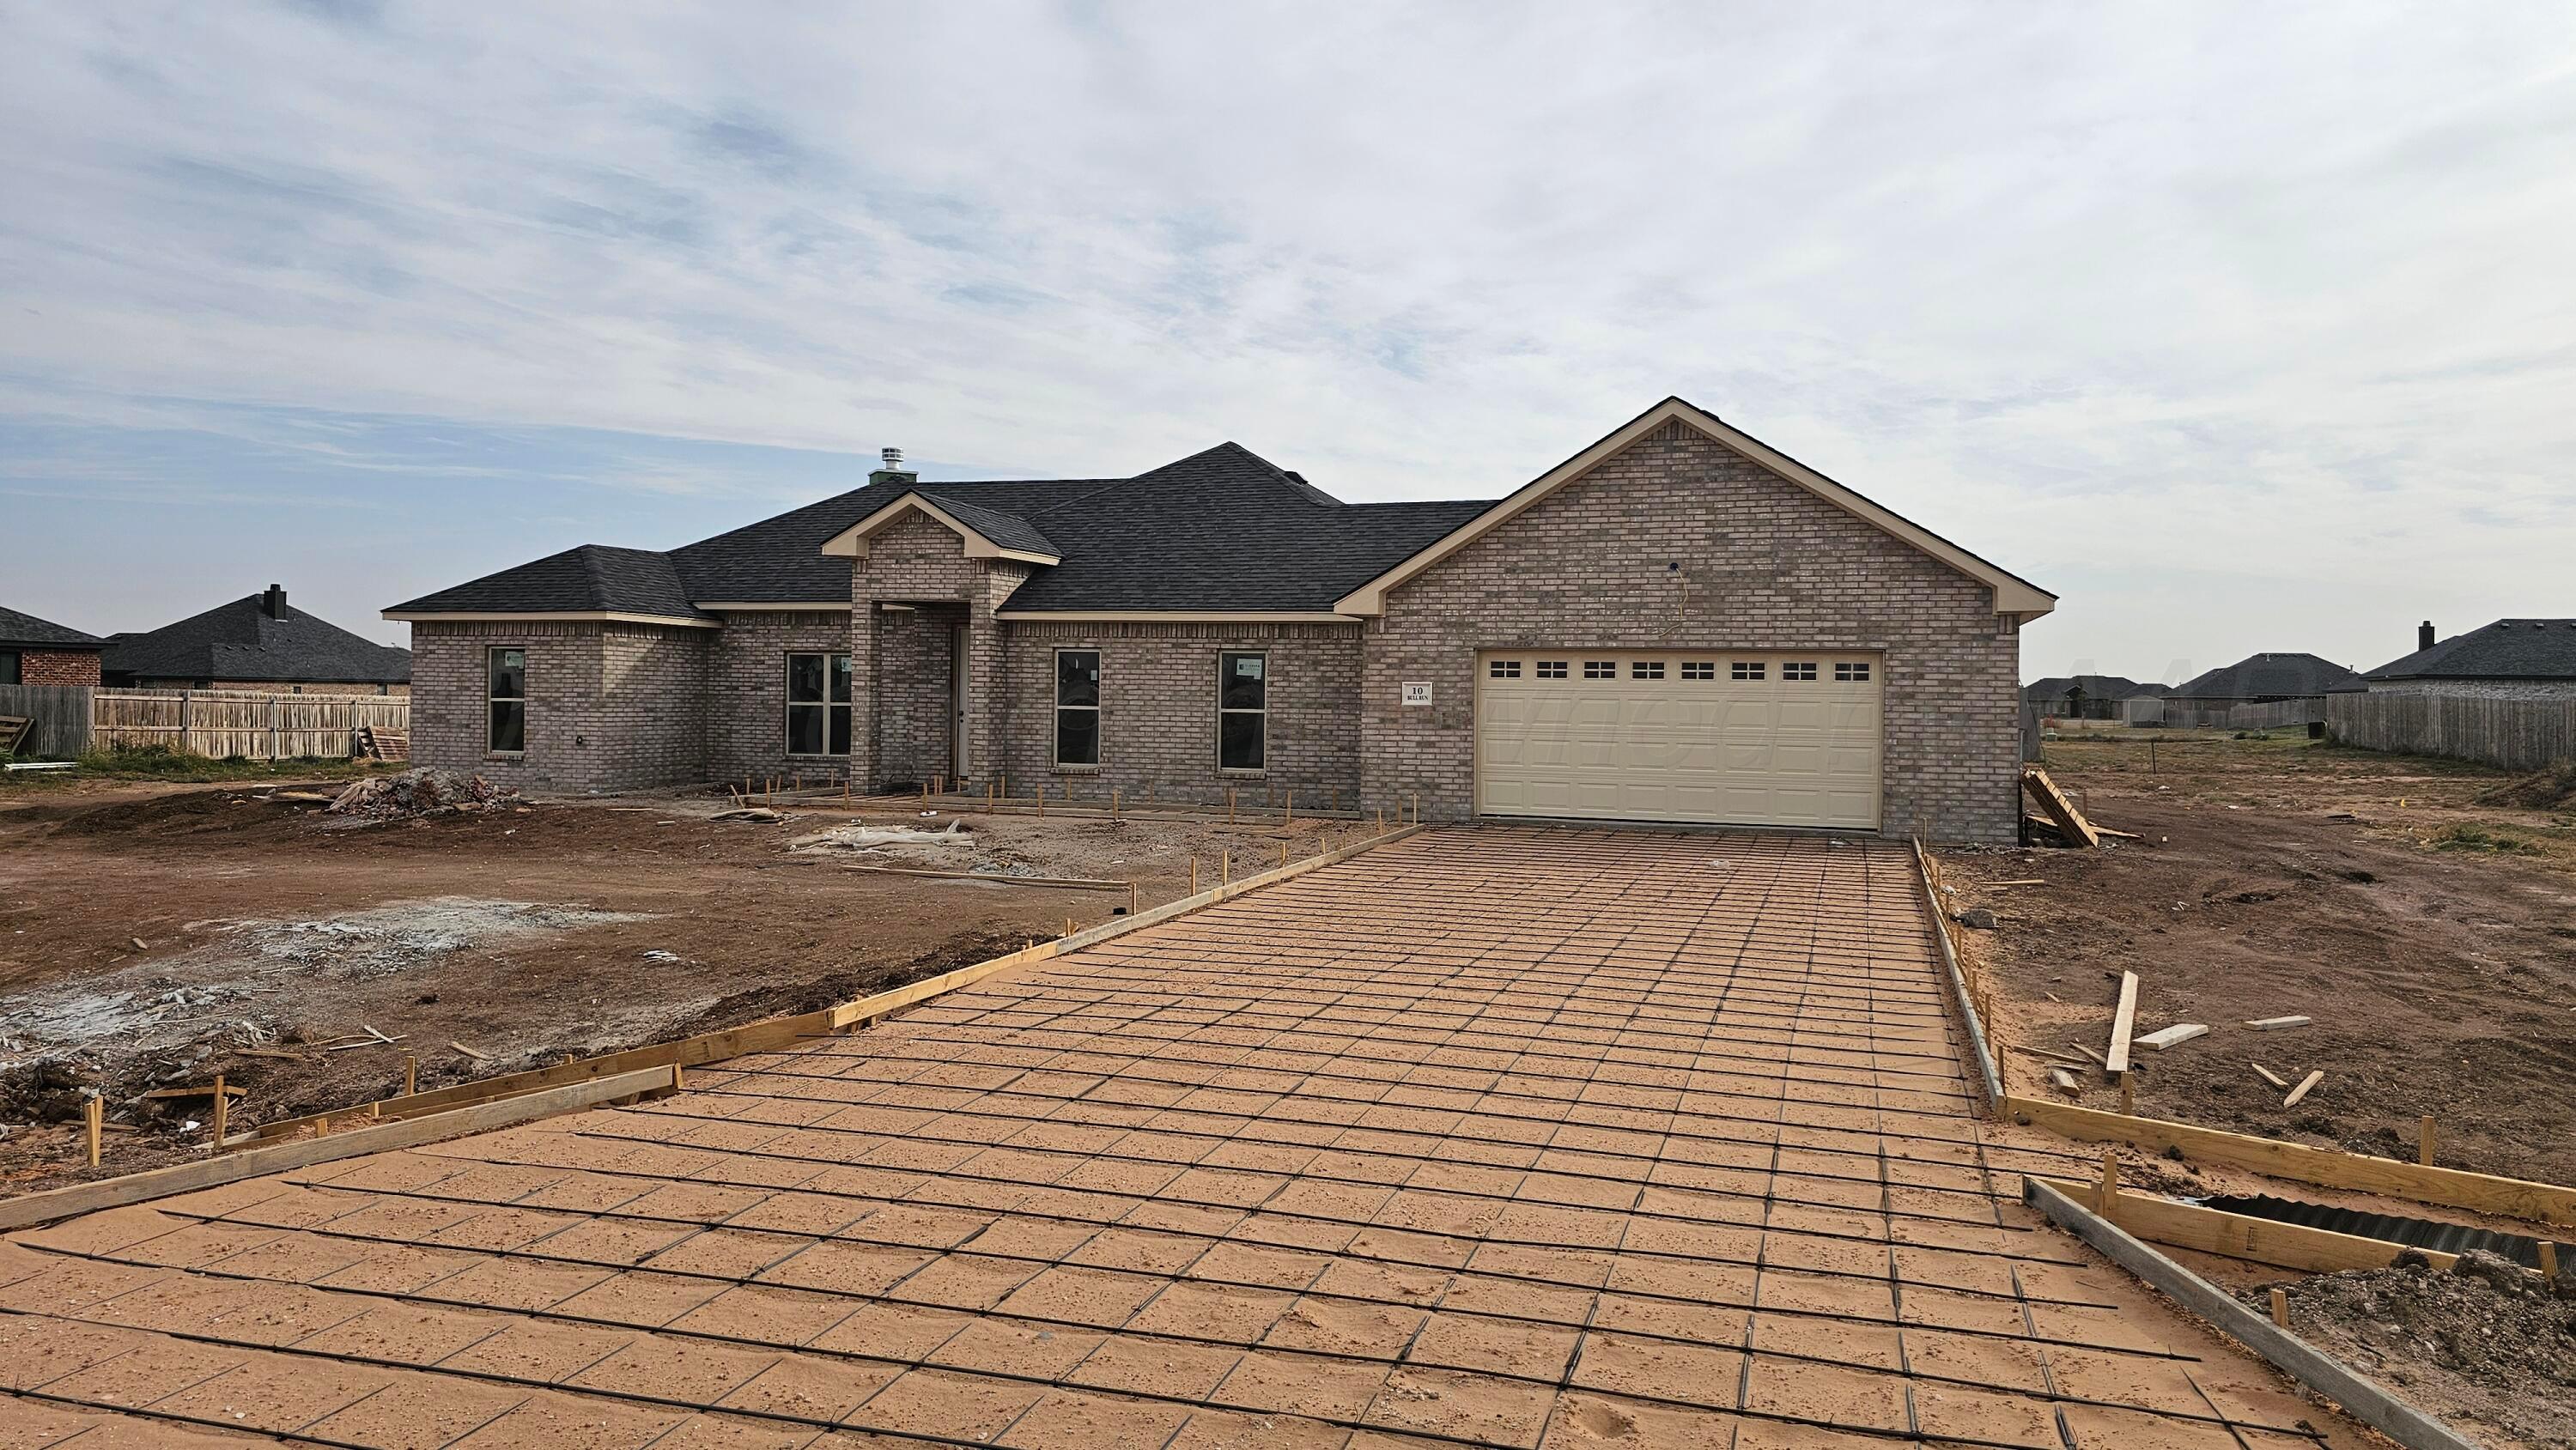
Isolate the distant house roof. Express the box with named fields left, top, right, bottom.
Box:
left=2022, top=675, right=2168, bottom=701
left=2169, top=652, right=2361, bottom=701
left=103, top=587, right=410, bottom=685
left=392, top=442, right=1492, bottom=618
left=2364, top=619, right=2576, bottom=682
left=0, top=605, right=104, bottom=652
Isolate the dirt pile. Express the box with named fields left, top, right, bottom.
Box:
left=328, top=767, right=521, bottom=820
left=2476, top=761, right=2576, bottom=810
left=2254, top=1252, right=2576, bottom=1450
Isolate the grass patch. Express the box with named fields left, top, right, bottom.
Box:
left=0, top=744, right=393, bottom=791
left=2475, top=760, right=2576, bottom=811
left=2426, top=822, right=2548, bottom=856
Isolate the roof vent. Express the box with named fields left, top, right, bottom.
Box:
left=882, top=446, right=903, bottom=470
left=263, top=584, right=289, bottom=620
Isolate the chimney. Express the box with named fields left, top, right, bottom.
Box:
left=263, top=584, right=288, bottom=620
left=867, top=446, right=918, bottom=487
left=2418, top=620, right=2434, bottom=651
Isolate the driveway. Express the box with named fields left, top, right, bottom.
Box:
left=0, top=828, right=2355, bottom=1448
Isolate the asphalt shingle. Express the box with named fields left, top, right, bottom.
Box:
left=2168, top=652, right=2360, bottom=701
left=0, top=604, right=105, bottom=650
left=103, top=590, right=412, bottom=686
left=2364, top=618, right=2576, bottom=681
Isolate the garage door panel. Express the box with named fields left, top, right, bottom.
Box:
left=1476, top=650, right=1881, bottom=828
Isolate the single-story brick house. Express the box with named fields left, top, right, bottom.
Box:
left=103, top=585, right=411, bottom=695
left=2356, top=618, right=2576, bottom=699
left=0, top=605, right=106, bottom=687
left=388, top=398, right=2056, bottom=841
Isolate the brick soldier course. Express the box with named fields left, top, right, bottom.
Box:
left=390, top=398, right=2054, bottom=840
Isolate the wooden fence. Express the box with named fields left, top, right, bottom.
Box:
left=89, top=689, right=410, bottom=761
left=2329, top=690, right=2576, bottom=773
left=0, top=683, right=94, bottom=757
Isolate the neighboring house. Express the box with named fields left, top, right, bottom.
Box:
left=2166, top=652, right=2361, bottom=709
left=2022, top=675, right=2166, bottom=719
left=103, top=585, right=412, bottom=695
left=389, top=398, right=2056, bottom=841
left=2358, top=618, right=2576, bottom=699
left=0, top=605, right=105, bottom=686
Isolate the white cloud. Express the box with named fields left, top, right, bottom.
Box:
left=2, top=0, right=2573, bottom=675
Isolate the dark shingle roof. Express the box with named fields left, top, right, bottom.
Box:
left=104, top=591, right=410, bottom=685
left=2365, top=619, right=2576, bottom=681
left=2021, top=675, right=2167, bottom=701
left=0, top=605, right=105, bottom=651
left=393, top=442, right=1487, bottom=617
left=2169, top=652, right=2361, bottom=701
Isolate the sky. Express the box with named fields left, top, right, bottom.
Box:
left=3, top=3, right=2571, bottom=680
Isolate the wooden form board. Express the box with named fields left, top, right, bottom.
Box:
left=2105, top=970, right=2140, bottom=1078
left=2031, top=1178, right=2459, bottom=1274
left=1911, top=840, right=2001, bottom=1113
left=236, top=824, right=1427, bottom=1146
left=2024, top=1179, right=2481, bottom=1450
left=0, top=1066, right=676, bottom=1233
left=2020, top=767, right=2101, bottom=847
left=2008, top=1095, right=2576, bottom=1227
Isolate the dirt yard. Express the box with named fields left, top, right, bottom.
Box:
left=1939, top=730, right=2576, bottom=1189
left=0, top=775, right=1359, bottom=1193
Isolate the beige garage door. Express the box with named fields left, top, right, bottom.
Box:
left=1475, top=650, right=1883, bottom=828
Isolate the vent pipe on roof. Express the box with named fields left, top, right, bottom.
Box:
left=882, top=447, right=902, bottom=470
left=868, top=446, right=918, bottom=487
left=2419, top=620, right=2435, bottom=651
left=263, top=584, right=288, bottom=619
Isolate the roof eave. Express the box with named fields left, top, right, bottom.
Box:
left=382, top=610, right=720, bottom=629
left=818, top=493, right=1061, bottom=566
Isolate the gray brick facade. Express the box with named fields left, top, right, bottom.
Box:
left=404, top=417, right=2028, bottom=838
left=1360, top=420, right=2023, bottom=842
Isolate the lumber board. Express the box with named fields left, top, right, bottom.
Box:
left=2136, top=1022, right=2208, bottom=1052
left=2284, top=1070, right=2325, bottom=1107
left=2024, top=1179, right=2481, bottom=1450
left=2033, top=1178, right=2459, bottom=1274
left=2020, top=767, right=2101, bottom=847
left=2006, top=1095, right=2576, bottom=1226
left=0, top=1066, right=675, bottom=1232
left=2105, top=970, right=2140, bottom=1078
left=1911, top=840, right=2002, bottom=1113
left=240, top=823, right=1427, bottom=1144
left=2252, top=1063, right=2289, bottom=1089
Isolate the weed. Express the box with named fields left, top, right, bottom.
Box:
left=2427, top=822, right=2545, bottom=856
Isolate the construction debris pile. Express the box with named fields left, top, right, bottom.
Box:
left=2255, top=1252, right=2576, bottom=1450
left=327, top=767, right=522, bottom=820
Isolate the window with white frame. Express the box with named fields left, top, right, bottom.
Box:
left=1055, top=650, right=1101, bottom=767
left=488, top=648, right=526, bottom=753
left=1784, top=661, right=1819, bottom=681
left=1730, top=661, right=1765, bottom=680
left=786, top=652, right=853, bottom=755
left=1536, top=659, right=1568, bottom=678
left=1681, top=660, right=1716, bottom=681
left=1218, top=652, right=1266, bottom=771
left=1835, top=661, right=1871, bottom=683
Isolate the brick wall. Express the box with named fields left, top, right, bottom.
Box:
left=410, top=620, right=708, bottom=792
left=703, top=610, right=855, bottom=786
left=995, top=622, right=1365, bottom=810
left=876, top=604, right=962, bottom=787
left=1359, top=419, right=2025, bottom=843
left=12, top=649, right=102, bottom=687
left=848, top=512, right=1027, bottom=791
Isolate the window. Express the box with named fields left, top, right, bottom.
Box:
left=1536, top=660, right=1568, bottom=679
left=1836, top=661, right=1871, bottom=683
left=1783, top=661, right=1819, bottom=681
left=786, top=652, right=853, bottom=755
left=1487, top=659, right=1522, bottom=679
left=1730, top=661, right=1765, bottom=681
left=1055, top=650, right=1101, bottom=767
left=0, top=651, right=18, bottom=687
left=488, top=648, right=526, bottom=753
left=1631, top=661, right=1665, bottom=680
left=1583, top=660, right=1616, bottom=679
left=1218, top=652, right=1266, bottom=770
left=1681, top=661, right=1716, bottom=681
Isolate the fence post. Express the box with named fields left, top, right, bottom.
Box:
left=179, top=691, right=192, bottom=757
left=268, top=696, right=281, bottom=761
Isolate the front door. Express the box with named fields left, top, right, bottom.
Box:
left=948, top=623, right=969, bottom=780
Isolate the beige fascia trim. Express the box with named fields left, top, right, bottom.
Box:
left=383, top=610, right=720, bottom=628
left=696, top=601, right=855, bottom=612
left=818, top=494, right=1061, bottom=566
left=1334, top=397, right=2057, bottom=619
left=995, top=610, right=1362, bottom=624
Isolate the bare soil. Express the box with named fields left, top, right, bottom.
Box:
left=2245, top=1253, right=2576, bottom=1450
left=0, top=777, right=1358, bottom=1193
left=1937, top=732, right=2576, bottom=1189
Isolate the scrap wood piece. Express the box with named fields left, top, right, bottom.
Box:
left=2066, top=1042, right=2108, bottom=1067
left=2284, top=1070, right=2326, bottom=1107
left=140, top=1083, right=248, bottom=1100
left=2021, top=767, right=2102, bottom=848
left=1990, top=879, right=2050, bottom=888
left=2105, top=970, right=2141, bottom=1078
left=2093, top=826, right=2145, bottom=841
left=2252, top=1062, right=2289, bottom=1089
left=325, top=1034, right=406, bottom=1053
left=448, top=1040, right=490, bottom=1061
left=2136, top=1023, right=2208, bottom=1052
left=2246, top=1016, right=2312, bottom=1031
left=232, top=1047, right=301, bottom=1061
left=2049, top=1068, right=2082, bottom=1094
left=2012, top=1044, right=2091, bottom=1065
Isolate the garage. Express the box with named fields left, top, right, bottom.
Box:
left=1474, top=648, right=1883, bottom=828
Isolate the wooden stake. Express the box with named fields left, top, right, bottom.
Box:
left=1227, top=789, right=1236, bottom=824
left=1285, top=790, right=1293, bottom=823
left=1410, top=792, right=1419, bottom=823
left=2119, top=1076, right=2135, bottom=1115
left=2419, top=1115, right=2436, bottom=1166
left=2251, top=1062, right=2288, bottom=1089
left=2095, top=1149, right=2118, bottom=1213
left=1064, top=916, right=1074, bottom=939
left=671, top=1063, right=686, bottom=1092
left=1221, top=851, right=1230, bottom=886
left=403, top=1053, right=416, bottom=1096
left=1129, top=882, right=1139, bottom=915
left=2268, top=1288, right=2289, bottom=1328
left=84, top=1095, right=101, bottom=1168
left=210, top=1074, right=228, bottom=1145
left=1279, top=840, right=1290, bottom=868
left=2543, top=1241, right=2561, bottom=1280
left=1189, top=858, right=1199, bottom=895
left=2283, top=1070, right=2325, bottom=1107
left=1111, top=788, right=1120, bottom=816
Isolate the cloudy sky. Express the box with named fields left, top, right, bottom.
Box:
left=3, top=2, right=2571, bottom=681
